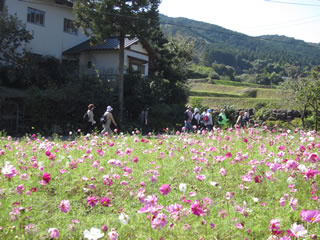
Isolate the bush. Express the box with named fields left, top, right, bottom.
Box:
left=241, top=88, right=257, bottom=98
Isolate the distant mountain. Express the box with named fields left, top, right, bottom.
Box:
left=159, top=14, right=320, bottom=70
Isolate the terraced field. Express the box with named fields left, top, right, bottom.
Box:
left=188, top=80, right=291, bottom=109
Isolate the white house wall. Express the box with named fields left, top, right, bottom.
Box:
left=125, top=42, right=149, bottom=75
left=80, top=50, right=119, bottom=75
left=5, top=0, right=88, bottom=59
left=129, top=42, right=148, bottom=55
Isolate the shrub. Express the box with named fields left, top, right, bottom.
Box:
left=241, top=88, right=257, bottom=98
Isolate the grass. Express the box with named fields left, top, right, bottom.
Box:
left=0, top=129, right=319, bottom=239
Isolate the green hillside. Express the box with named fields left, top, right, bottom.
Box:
left=159, top=14, right=320, bottom=68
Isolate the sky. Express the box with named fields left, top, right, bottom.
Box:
left=158, top=0, right=320, bottom=43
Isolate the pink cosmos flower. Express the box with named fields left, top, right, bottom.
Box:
left=59, top=200, right=71, bottom=213
left=196, top=175, right=206, bottom=181
left=108, top=228, right=118, bottom=240
left=218, top=209, right=228, bottom=219
left=279, top=197, right=285, bottom=207
left=219, top=167, right=227, bottom=176
left=300, top=209, right=320, bottom=222
left=289, top=197, right=298, bottom=211
left=151, top=213, right=167, bottom=229
left=269, top=219, right=281, bottom=234
left=16, top=185, right=24, bottom=195
left=1, top=162, right=17, bottom=179
left=144, top=195, right=158, bottom=207
left=235, top=222, right=244, bottom=229
left=87, top=196, right=98, bottom=207
left=48, top=228, right=59, bottom=239
left=289, top=223, right=307, bottom=238
left=242, top=174, right=252, bottom=182
left=159, top=184, right=171, bottom=195
left=19, top=173, right=30, bottom=180
left=42, top=172, right=51, bottom=184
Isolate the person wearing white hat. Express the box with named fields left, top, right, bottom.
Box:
left=101, top=106, right=117, bottom=135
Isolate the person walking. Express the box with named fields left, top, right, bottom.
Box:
left=84, top=104, right=96, bottom=133
left=184, top=105, right=193, bottom=133
left=101, top=106, right=117, bottom=135
left=140, top=107, right=149, bottom=134
left=218, top=109, right=228, bottom=128
left=204, top=109, right=213, bottom=131
left=192, top=108, right=201, bottom=130
left=236, top=111, right=245, bottom=128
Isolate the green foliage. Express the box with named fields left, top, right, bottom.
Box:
left=263, top=120, right=292, bottom=130
left=0, top=55, right=78, bottom=89
left=188, top=64, right=219, bottom=79
left=189, top=97, right=208, bottom=114
left=0, top=7, right=33, bottom=65
left=212, top=64, right=235, bottom=81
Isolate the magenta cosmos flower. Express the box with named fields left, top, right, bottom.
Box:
left=42, top=172, right=51, bottom=184
left=48, top=228, right=59, bottom=239
left=191, top=200, right=204, bottom=216
left=59, top=200, right=71, bottom=213
left=87, top=196, right=98, bottom=207
left=159, top=184, right=171, bottom=195
left=100, top=197, right=111, bottom=207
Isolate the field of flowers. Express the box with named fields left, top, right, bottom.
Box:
left=0, top=127, right=320, bottom=240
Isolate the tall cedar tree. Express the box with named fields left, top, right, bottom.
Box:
left=73, top=0, right=161, bottom=122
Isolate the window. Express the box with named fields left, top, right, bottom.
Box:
left=0, top=0, right=5, bottom=12
left=64, top=18, right=77, bottom=35
left=87, top=61, right=92, bottom=69
left=27, top=7, right=45, bottom=26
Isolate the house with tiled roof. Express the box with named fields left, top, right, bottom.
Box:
left=3, top=0, right=151, bottom=76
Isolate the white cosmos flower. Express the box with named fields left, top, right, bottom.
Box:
left=309, top=136, right=315, bottom=142
left=119, top=213, right=130, bottom=225
left=209, top=181, right=218, bottom=187
left=251, top=197, right=259, bottom=203
left=83, top=227, right=104, bottom=240
left=179, top=183, right=187, bottom=193
left=287, top=176, right=296, bottom=185
left=298, top=164, right=307, bottom=173
left=290, top=223, right=307, bottom=238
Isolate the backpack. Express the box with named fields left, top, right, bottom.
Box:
left=218, top=115, right=223, bottom=122
left=184, top=111, right=189, bottom=121
left=83, top=112, right=89, bottom=121
left=203, top=115, right=209, bottom=123
left=100, top=114, right=107, bottom=124
left=191, top=112, right=199, bottom=125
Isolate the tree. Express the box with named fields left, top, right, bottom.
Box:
left=282, top=66, right=320, bottom=131
left=73, top=0, right=161, bottom=122
left=0, top=7, right=33, bottom=66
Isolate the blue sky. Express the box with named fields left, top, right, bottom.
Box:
left=159, top=0, right=320, bottom=43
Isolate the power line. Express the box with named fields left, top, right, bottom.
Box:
left=11, top=1, right=320, bottom=48
left=264, top=0, right=320, bottom=7
left=243, top=14, right=320, bottom=31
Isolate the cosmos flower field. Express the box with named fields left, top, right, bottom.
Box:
left=0, top=127, right=320, bottom=240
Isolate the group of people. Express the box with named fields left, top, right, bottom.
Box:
left=184, top=106, right=229, bottom=132
left=85, top=104, right=117, bottom=135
